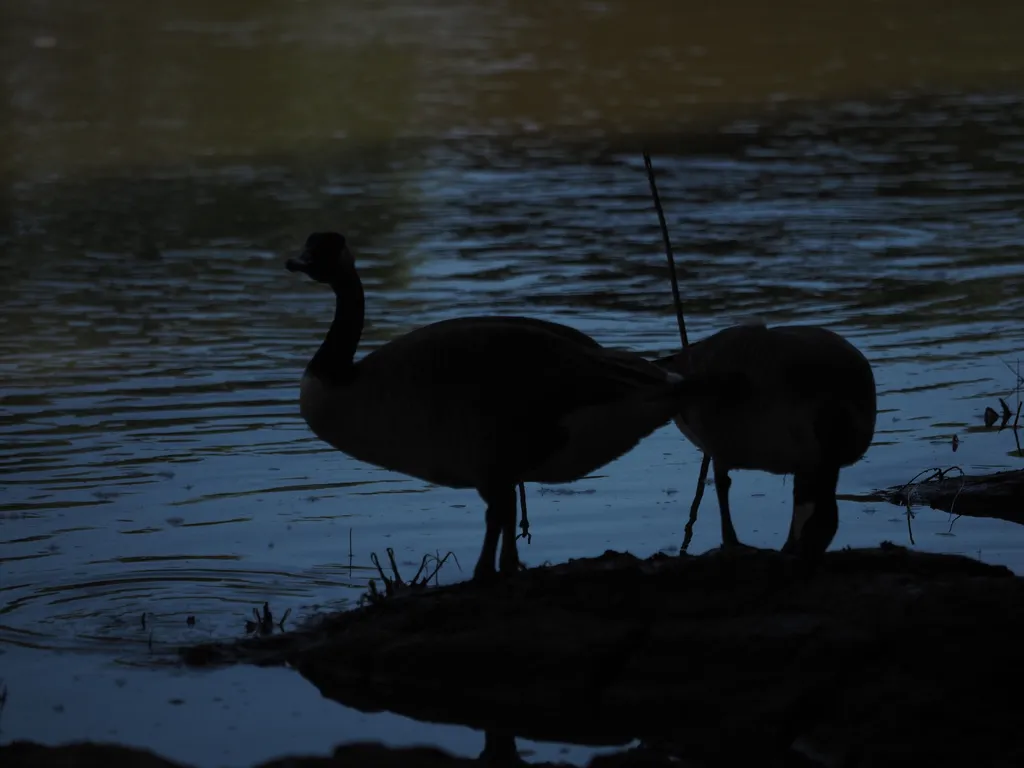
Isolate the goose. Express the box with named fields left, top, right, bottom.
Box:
left=654, top=322, right=877, bottom=559
left=286, top=231, right=709, bottom=582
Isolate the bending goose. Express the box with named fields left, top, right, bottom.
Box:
left=287, top=232, right=706, bottom=582
left=655, top=322, right=877, bottom=559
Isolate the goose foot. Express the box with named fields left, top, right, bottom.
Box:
left=709, top=541, right=765, bottom=557
left=782, top=546, right=826, bottom=579
left=473, top=559, right=522, bottom=584
left=499, top=551, right=523, bottom=576
left=472, top=564, right=499, bottom=584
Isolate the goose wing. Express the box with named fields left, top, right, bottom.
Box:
left=356, top=316, right=683, bottom=478
left=698, top=325, right=840, bottom=397
left=656, top=324, right=873, bottom=402
left=384, top=317, right=679, bottom=413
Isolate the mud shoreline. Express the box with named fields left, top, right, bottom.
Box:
left=8, top=473, right=1024, bottom=768
left=162, top=541, right=1024, bottom=767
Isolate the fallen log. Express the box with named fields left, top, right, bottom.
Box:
left=861, top=467, right=1024, bottom=525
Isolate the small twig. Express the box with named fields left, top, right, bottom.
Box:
left=1006, top=357, right=1022, bottom=456
left=896, top=467, right=945, bottom=545
left=245, top=608, right=261, bottom=634
left=1000, top=357, right=1024, bottom=389
left=0, top=680, right=8, bottom=736
left=895, top=465, right=965, bottom=542
left=370, top=551, right=386, bottom=579
left=943, top=467, right=968, bottom=531
left=680, top=455, right=710, bottom=553
left=643, top=149, right=688, bottom=348
left=385, top=548, right=402, bottom=584
left=409, top=554, right=431, bottom=585
left=423, top=551, right=462, bottom=584
left=1013, top=403, right=1022, bottom=457
left=905, top=499, right=916, bottom=545
left=999, top=397, right=1013, bottom=429
left=370, top=551, right=393, bottom=594
left=244, top=602, right=290, bottom=635
left=644, top=149, right=702, bottom=553
left=361, top=547, right=461, bottom=606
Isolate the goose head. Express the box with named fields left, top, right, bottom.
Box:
left=286, top=232, right=354, bottom=284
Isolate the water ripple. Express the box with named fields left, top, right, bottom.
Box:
left=3, top=91, right=1024, bottom=662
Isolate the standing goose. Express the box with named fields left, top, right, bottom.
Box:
left=287, top=232, right=705, bottom=582
left=655, top=322, right=877, bottom=558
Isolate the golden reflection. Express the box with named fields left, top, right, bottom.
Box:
left=2, top=0, right=1022, bottom=178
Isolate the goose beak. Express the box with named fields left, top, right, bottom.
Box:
left=286, top=249, right=312, bottom=274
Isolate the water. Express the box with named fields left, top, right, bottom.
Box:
left=2, top=0, right=1024, bottom=765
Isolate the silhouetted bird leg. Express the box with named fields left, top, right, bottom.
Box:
left=498, top=485, right=522, bottom=574
left=783, top=468, right=840, bottom=559
left=517, top=482, right=531, bottom=544
left=516, top=482, right=531, bottom=571
left=473, top=487, right=505, bottom=582
left=714, top=462, right=759, bottom=554
left=715, top=462, right=741, bottom=547
left=480, top=730, right=519, bottom=762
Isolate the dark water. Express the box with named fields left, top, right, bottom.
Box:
left=2, top=0, right=1024, bottom=764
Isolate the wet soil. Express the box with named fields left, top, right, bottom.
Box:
left=169, top=543, right=1024, bottom=767
left=0, top=739, right=812, bottom=768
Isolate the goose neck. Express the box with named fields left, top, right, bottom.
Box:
left=306, top=267, right=364, bottom=383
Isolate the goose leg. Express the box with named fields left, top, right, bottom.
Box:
left=474, top=485, right=520, bottom=581
left=473, top=494, right=504, bottom=582
left=498, top=486, right=522, bottom=575
left=783, top=467, right=840, bottom=558
left=714, top=462, right=743, bottom=548
left=784, top=398, right=846, bottom=560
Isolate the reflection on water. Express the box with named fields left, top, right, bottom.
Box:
left=3, top=0, right=1024, bottom=175
left=1, top=0, right=1024, bottom=763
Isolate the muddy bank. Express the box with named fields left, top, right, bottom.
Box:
left=868, top=467, right=1024, bottom=525
left=0, top=740, right=624, bottom=768
left=0, top=740, right=661, bottom=768
left=180, top=544, right=1024, bottom=767
left=0, top=739, right=820, bottom=767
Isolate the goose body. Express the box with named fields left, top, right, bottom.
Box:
left=656, top=322, right=877, bottom=557
left=300, top=316, right=685, bottom=489
left=288, top=232, right=699, bottom=581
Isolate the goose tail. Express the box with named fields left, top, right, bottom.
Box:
left=664, top=369, right=752, bottom=402
left=529, top=372, right=692, bottom=483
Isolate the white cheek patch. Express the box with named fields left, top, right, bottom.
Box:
left=791, top=501, right=816, bottom=541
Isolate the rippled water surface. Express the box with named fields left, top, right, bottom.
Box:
left=2, top=0, right=1024, bottom=764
